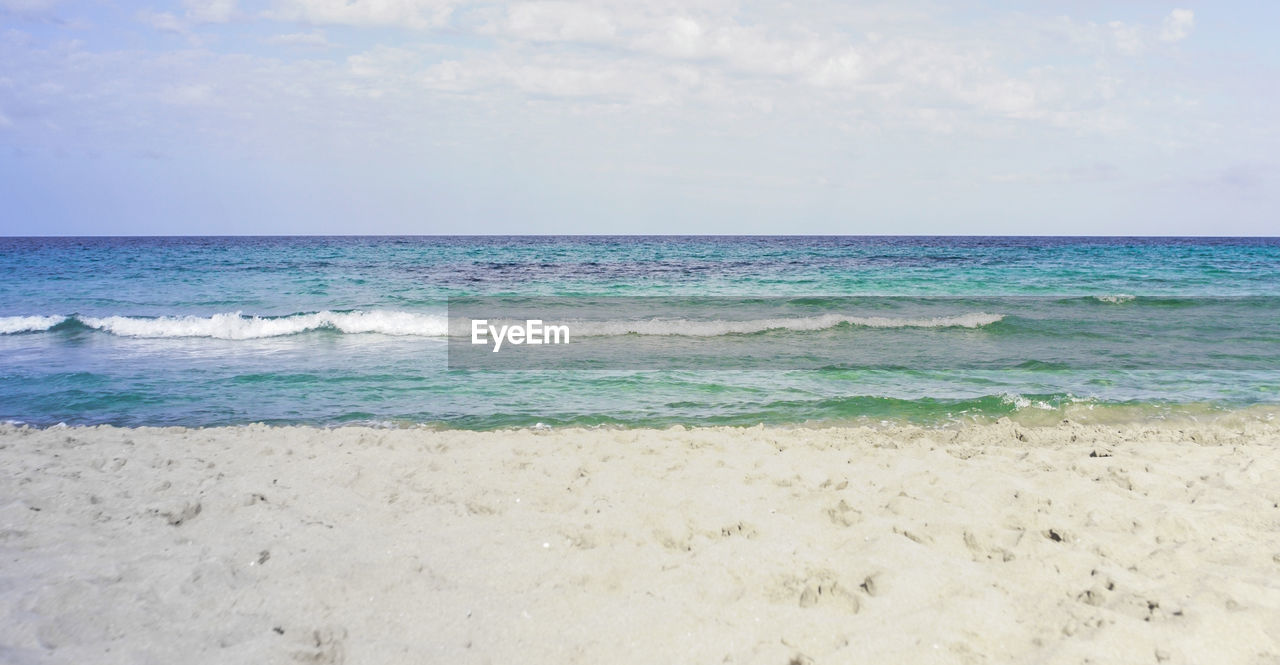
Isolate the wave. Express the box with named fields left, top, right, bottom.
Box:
left=565, top=312, right=1004, bottom=337
left=1, top=310, right=1002, bottom=340
left=1092, top=294, right=1136, bottom=304
left=0, top=315, right=67, bottom=334
left=0, top=311, right=449, bottom=339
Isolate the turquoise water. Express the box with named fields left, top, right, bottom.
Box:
left=1, top=236, right=1278, bottom=428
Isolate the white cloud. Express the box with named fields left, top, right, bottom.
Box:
left=2, top=1, right=1273, bottom=235
left=227, top=1, right=1200, bottom=128
left=134, top=0, right=238, bottom=40
left=422, top=54, right=700, bottom=106
left=160, top=83, right=215, bottom=105
left=1160, top=9, right=1194, bottom=42
left=3, top=2, right=1239, bottom=170
left=184, top=0, right=237, bottom=24
left=501, top=2, right=617, bottom=43
left=638, top=16, right=702, bottom=59
left=457, top=4, right=1207, bottom=130
left=265, top=30, right=333, bottom=47
left=1108, top=21, right=1145, bottom=56
left=805, top=50, right=863, bottom=88
left=138, top=10, right=191, bottom=36
left=1070, top=10, right=1194, bottom=56
left=267, top=0, right=458, bottom=29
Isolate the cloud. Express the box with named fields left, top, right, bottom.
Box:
left=136, top=1, right=238, bottom=42
left=2, top=1, right=1242, bottom=169
left=1161, top=9, right=1194, bottom=43
left=500, top=2, right=618, bottom=43
left=159, top=83, right=215, bottom=106
left=265, top=30, right=334, bottom=48
left=1104, top=9, right=1194, bottom=55
left=0, top=0, right=60, bottom=14
left=266, top=0, right=458, bottom=29
left=138, top=10, right=191, bottom=36
left=456, top=5, right=1206, bottom=131
left=421, top=53, right=702, bottom=106
left=464, top=10, right=1091, bottom=128
left=1108, top=21, right=1145, bottom=56
left=6, top=1, right=1276, bottom=235
left=1031, top=10, right=1195, bottom=57
left=184, top=0, right=237, bottom=24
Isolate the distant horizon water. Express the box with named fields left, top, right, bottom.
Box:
left=4, top=234, right=1280, bottom=239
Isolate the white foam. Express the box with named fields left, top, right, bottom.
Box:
left=78, top=311, right=449, bottom=340
left=562, top=312, right=1004, bottom=337
left=4, top=310, right=1002, bottom=340
left=1000, top=392, right=1033, bottom=409
left=1094, top=294, right=1136, bottom=304
left=1000, top=392, right=1065, bottom=411
left=0, top=315, right=67, bottom=334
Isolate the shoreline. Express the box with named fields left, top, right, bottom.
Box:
left=4, top=400, right=1279, bottom=434
left=3, top=421, right=1279, bottom=663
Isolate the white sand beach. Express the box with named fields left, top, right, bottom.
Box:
left=2, top=420, right=1279, bottom=664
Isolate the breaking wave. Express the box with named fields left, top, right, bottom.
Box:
left=0, top=315, right=67, bottom=334
left=1, top=310, right=1003, bottom=340
left=1, top=311, right=449, bottom=339
left=565, top=312, right=1005, bottom=337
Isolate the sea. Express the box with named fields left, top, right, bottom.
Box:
left=1, top=236, right=1277, bottom=429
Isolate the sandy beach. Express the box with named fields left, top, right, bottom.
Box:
left=2, top=420, right=1279, bottom=664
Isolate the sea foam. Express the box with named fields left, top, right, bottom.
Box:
left=0, top=315, right=67, bottom=334
left=566, top=312, right=1004, bottom=337
left=76, top=311, right=450, bottom=339
left=2, top=310, right=1003, bottom=339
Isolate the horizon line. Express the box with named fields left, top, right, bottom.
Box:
left=3, top=234, right=1280, bottom=240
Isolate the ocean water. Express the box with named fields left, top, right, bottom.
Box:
left=1, top=236, right=1278, bottom=429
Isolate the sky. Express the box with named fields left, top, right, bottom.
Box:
left=1, top=0, right=1277, bottom=235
